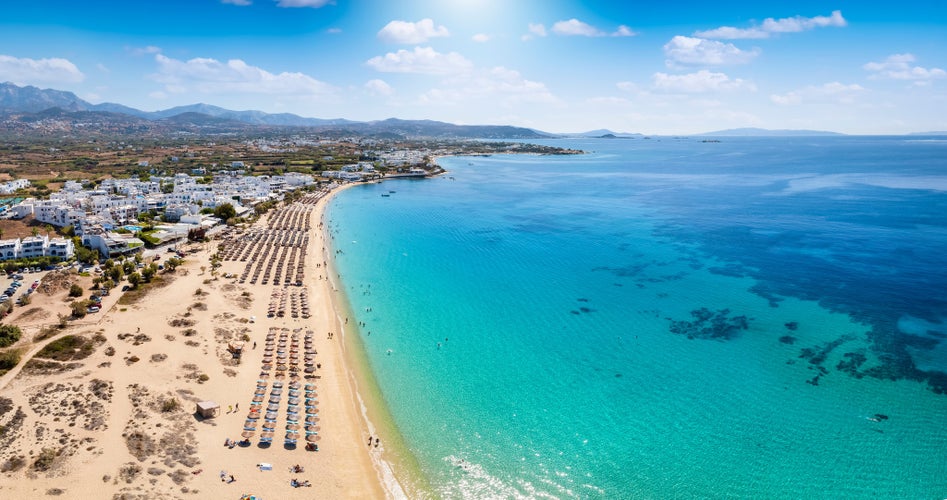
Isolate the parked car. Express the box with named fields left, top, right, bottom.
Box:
left=87, top=306, right=100, bottom=313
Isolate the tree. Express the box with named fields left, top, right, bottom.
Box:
left=70, top=300, right=88, bottom=318
left=30, top=227, right=39, bottom=238
left=127, top=272, right=142, bottom=288
left=123, top=260, right=135, bottom=274
left=141, top=265, right=156, bottom=282
left=164, top=257, right=181, bottom=272
left=108, top=266, right=124, bottom=283
left=213, top=203, right=237, bottom=221
left=69, top=284, right=84, bottom=297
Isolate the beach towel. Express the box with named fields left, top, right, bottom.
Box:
left=258, top=463, right=272, bottom=471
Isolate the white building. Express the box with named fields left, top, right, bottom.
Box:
left=0, top=179, right=30, bottom=194
left=0, top=235, right=74, bottom=261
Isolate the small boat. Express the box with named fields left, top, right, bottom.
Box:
left=381, top=194, right=390, bottom=197
left=389, top=190, right=396, bottom=193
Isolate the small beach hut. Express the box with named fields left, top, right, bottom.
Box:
left=195, top=401, right=220, bottom=418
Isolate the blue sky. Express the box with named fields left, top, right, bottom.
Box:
left=0, top=0, right=944, bottom=134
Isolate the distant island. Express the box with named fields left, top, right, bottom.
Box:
left=696, top=128, right=845, bottom=137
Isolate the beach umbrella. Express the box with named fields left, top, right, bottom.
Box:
left=288, top=397, right=300, bottom=406
left=262, top=422, right=276, bottom=430
left=270, top=388, right=283, bottom=396
left=265, top=412, right=278, bottom=420
left=272, top=381, right=284, bottom=388
left=241, top=430, right=256, bottom=439
left=304, top=367, right=316, bottom=374
left=252, top=395, right=265, bottom=403
left=305, top=407, right=317, bottom=415
left=269, top=395, right=281, bottom=404
left=286, top=423, right=300, bottom=431
left=305, top=434, right=321, bottom=443
left=304, top=383, right=316, bottom=390
left=267, top=403, right=280, bottom=411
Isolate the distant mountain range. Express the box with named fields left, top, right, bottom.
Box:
left=0, top=82, right=551, bottom=139
left=1, top=82, right=937, bottom=139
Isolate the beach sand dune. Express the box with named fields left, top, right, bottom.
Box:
left=0, top=188, right=390, bottom=499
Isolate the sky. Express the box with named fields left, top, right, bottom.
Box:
left=0, top=0, right=945, bottom=134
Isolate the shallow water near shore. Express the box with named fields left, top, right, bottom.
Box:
left=327, top=137, right=947, bottom=498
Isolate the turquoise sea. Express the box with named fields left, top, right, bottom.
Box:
left=326, top=137, right=947, bottom=499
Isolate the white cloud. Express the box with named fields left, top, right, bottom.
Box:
left=275, top=0, right=333, bottom=7
left=419, top=66, right=557, bottom=108
left=770, top=82, right=865, bottom=105
left=148, top=90, right=168, bottom=99
left=652, top=70, right=756, bottom=93
left=0, top=54, right=84, bottom=85
left=151, top=54, right=333, bottom=96
left=616, top=81, right=639, bottom=93
left=365, top=46, right=473, bottom=75
left=663, top=36, right=759, bottom=66
left=613, top=25, right=636, bottom=37
left=863, top=53, right=946, bottom=82
left=762, top=10, right=846, bottom=33
left=696, top=10, right=846, bottom=39
left=222, top=0, right=252, bottom=5
left=552, top=19, right=604, bottom=37
left=472, top=33, right=490, bottom=43
left=326, top=28, right=342, bottom=34
left=364, top=79, right=393, bottom=96
left=378, top=18, right=449, bottom=44
left=96, top=63, right=110, bottom=74
left=522, top=23, right=547, bottom=41
left=129, top=45, right=162, bottom=56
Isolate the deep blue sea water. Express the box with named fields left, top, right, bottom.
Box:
left=326, top=137, right=947, bottom=499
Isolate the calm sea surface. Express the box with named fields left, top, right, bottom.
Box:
left=326, top=137, right=947, bottom=499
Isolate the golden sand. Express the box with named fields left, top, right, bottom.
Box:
left=0, top=187, right=398, bottom=499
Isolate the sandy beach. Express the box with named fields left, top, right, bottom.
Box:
left=0, top=186, right=398, bottom=499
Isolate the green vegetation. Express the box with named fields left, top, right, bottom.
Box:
left=213, top=203, right=237, bottom=221
left=68, top=284, right=84, bottom=297
left=0, top=349, right=22, bottom=376
left=0, top=325, right=22, bottom=348
left=35, top=335, right=96, bottom=361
